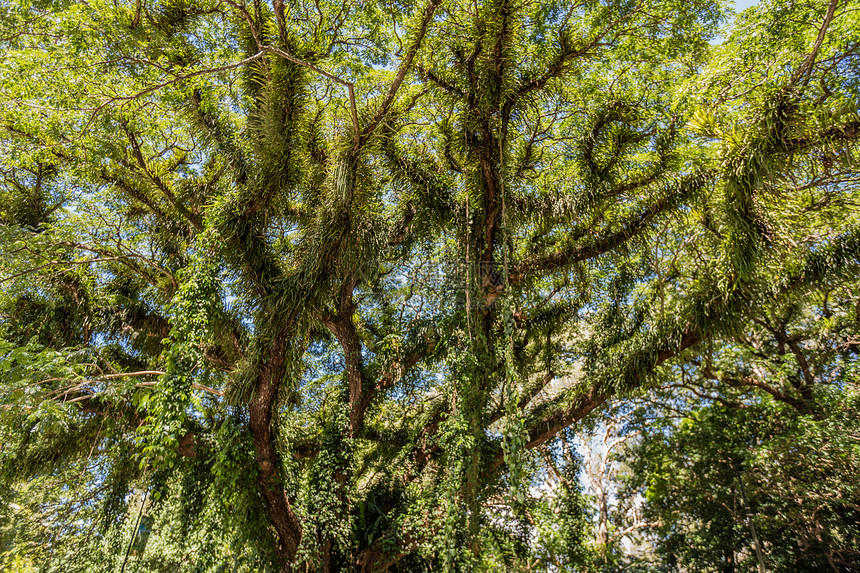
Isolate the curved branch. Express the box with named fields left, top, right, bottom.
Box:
left=790, top=0, right=840, bottom=86
left=357, top=0, right=443, bottom=148
left=511, top=172, right=707, bottom=282
left=262, top=45, right=360, bottom=140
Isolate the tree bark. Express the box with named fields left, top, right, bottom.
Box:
left=248, top=328, right=302, bottom=570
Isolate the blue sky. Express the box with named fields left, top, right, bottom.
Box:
left=734, top=0, right=760, bottom=10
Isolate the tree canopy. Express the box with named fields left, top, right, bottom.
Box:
left=1, top=0, right=859, bottom=570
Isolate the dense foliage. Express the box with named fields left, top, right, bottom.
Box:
left=628, top=390, right=860, bottom=571
left=1, top=0, right=859, bottom=570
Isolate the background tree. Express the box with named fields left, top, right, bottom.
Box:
left=626, top=389, right=860, bottom=572
left=1, top=0, right=859, bottom=571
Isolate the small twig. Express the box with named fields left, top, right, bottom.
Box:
left=89, top=51, right=266, bottom=119
left=99, top=371, right=166, bottom=379
left=0, top=257, right=124, bottom=284
left=133, top=380, right=224, bottom=397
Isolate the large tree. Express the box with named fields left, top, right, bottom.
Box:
left=1, top=0, right=859, bottom=570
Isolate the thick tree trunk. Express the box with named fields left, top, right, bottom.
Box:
left=322, top=279, right=369, bottom=437
left=248, top=329, right=303, bottom=571
left=323, top=313, right=366, bottom=436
